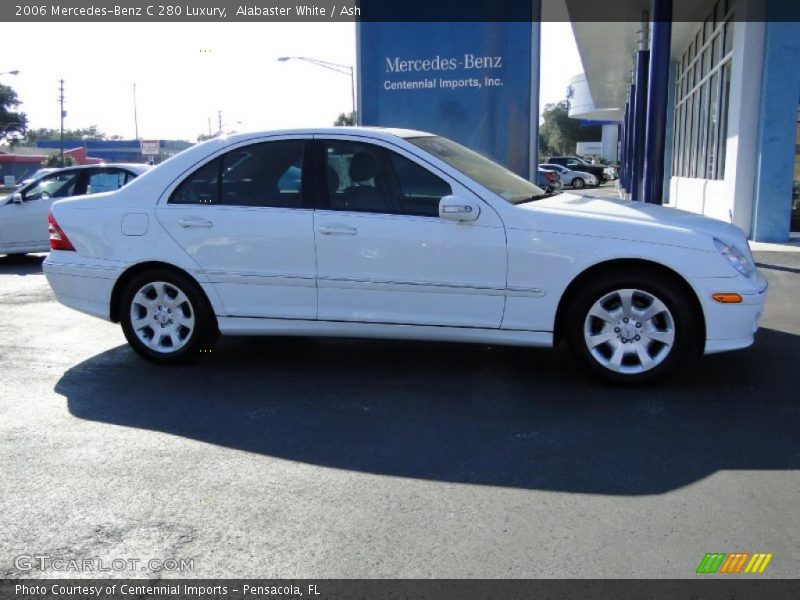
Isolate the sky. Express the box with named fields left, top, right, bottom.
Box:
left=3, top=22, right=583, bottom=142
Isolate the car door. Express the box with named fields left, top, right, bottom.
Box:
left=156, top=136, right=317, bottom=319
left=1, top=169, right=83, bottom=247
left=313, top=135, right=507, bottom=328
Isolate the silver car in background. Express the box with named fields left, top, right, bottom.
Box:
left=539, top=163, right=598, bottom=190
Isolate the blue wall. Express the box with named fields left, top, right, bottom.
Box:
left=358, top=22, right=535, bottom=178
left=752, top=18, right=800, bottom=242
left=35, top=139, right=192, bottom=164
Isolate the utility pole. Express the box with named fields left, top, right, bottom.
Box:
left=58, top=79, right=65, bottom=165
left=133, top=82, right=139, bottom=140
left=218, top=110, right=222, bottom=134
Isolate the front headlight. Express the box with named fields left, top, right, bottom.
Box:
left=714, top=238, right=755, bottom=278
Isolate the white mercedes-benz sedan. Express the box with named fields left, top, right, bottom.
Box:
left=43, top=128, right=767, bottom=383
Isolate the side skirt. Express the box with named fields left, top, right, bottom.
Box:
left=217, top=317, right=553, bottom=348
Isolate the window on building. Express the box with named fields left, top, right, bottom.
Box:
left=672, top=0, right=734, bottom=180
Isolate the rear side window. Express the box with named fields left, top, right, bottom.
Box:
left=86, top=169, right=130, bottom=194
left=170, top=159, right=219, bottom=205
left=169, top=140, right=307, bottom=208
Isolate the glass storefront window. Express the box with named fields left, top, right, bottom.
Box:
left=671, top=0, right=733, bottom=180
left=717, top=62, right=731, bottom=179
left=706, top=72, right=720, bottom=179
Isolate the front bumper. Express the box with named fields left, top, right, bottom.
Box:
left=693, top=272, right=768, bottom=355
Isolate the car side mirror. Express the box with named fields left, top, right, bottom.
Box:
left=9, top=192, right=23, bottom=204
left=439, top=195, right=480, bottom=222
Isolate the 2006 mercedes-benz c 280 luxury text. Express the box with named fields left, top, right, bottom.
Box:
left=43, top=128, right=767, bottom=383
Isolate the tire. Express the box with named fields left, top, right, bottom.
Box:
left=564, top=269, right=700, bottom=384
left=572, top=177, right=585, bottom=190
left=120, top=268, right=218, bottom=364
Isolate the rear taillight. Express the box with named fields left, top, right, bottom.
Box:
left=48, top=212, right=75, bottom=251
left=545, top=171, right=556, bottom=181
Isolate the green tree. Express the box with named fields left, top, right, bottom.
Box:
left=42, top=153, right=76, bottom=168
left=197, top=131, right=220, bottom=142
left=333, top=111, right=356, bottom=126
left=0, top=83, right=28, bottom=142
left=539, top=100, right=581, bottom=156
left=23, top=125, right=111, bottom=144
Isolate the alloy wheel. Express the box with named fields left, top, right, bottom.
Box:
left=129, top=281, right=196, bottom=353
left=583, top=288, right=676, bottom=375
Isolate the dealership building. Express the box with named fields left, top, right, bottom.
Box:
left=357, top=0, right=798, bottom=243
left=566, top=0, right=799, bottom=242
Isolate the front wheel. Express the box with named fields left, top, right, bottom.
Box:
left=564, top=272, right=699, bottom=383
left=120, top=269, right=218, bottom=364
left=572, top=177, right=585, bottom=189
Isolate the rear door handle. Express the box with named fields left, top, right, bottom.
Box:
left=179, top=218, right=213, bottom=228
left=317, top=224, right=358, bottom=235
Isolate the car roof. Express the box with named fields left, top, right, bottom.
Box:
left=213, top=126, right=436, bottom=145
left=36, top=163, right=151, bottom=174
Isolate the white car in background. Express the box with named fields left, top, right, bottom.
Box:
left=43, top=128, right=766, bottom=383
left=0, top=164, right=149, bottom=255
left=539, top=163, right=598, bottom=189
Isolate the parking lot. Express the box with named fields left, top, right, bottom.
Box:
left=570, top=179, right=623, bottom=199
left=1, top=250, right=798, bottom=578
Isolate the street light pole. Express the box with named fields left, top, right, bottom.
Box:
left=278, top=56, right=356, bottom=122
left=133, top=82, right=139, bottom=140
left=58, top=79, right=65, bottom=165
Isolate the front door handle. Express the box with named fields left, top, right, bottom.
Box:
left=179, top=218, right=213, bottom=228
left=317, top=224, right=358, bottom=235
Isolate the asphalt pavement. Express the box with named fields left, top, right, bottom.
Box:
left=0, top=249, right=798, bottom=578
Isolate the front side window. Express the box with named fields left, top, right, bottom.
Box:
left=409, top=136, right=543, bottom=203
left=24, top=171, right=81, bottom=201
left=322, top=140, right=451, bottom=217
left=170, top=140, right=306, bottom=208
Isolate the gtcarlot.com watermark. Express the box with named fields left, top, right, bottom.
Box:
left=14, top=554, right=194, bottom=573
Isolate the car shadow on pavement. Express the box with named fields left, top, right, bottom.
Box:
left=55, top=327, right=800, bottom=496
left=0, top=253, right=45, bottom=276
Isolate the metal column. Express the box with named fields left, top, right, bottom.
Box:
left=621, top=99, right=630, bottom=192
left=624, top=88, right=636, bottom=193
left=643, top=0, right=673, bottom=204
left=631, top=50, right=650, bottom=201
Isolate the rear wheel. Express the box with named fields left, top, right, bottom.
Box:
left=564, top=270, right=699, bottom=383
left=572, top=177, right=585, bottom=189
left=120, top=269, right=218, bottom=364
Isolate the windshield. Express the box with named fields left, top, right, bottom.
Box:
left=408, top=136, right=545, bottom=203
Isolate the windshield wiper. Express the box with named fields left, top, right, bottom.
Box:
left=510, top=190, right=561, bottom=204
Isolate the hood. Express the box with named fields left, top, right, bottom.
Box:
left=517, top=193, right=749, bottom=253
